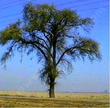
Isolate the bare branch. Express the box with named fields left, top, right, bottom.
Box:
left=56, top=46, right=77, bottom=65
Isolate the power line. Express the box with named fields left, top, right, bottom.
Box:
left=0, top=0, right=107, bottom=14
left=0, top=1, right=108, bottom=24
left=0, top=0, right=28, bottom=11
left=0, top=0, right=108, bottom=31
left=0, top=5, right=108, bottom=20
left=55, top=0, right=104, bottom=6
left=0, top=12, right=22, bottom=19
left=0, top=1, right=107, bottom=17
left=0, top=0, right=25, bottom=7
left=58, top=0, right=108, bottom=10
left=70, top=5, right=108, bottom=11
left=0, top=5, right=107, bottom=22
left=0, top=0, right=107, bottom=11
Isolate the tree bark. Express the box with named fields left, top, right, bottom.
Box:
left=49, top=83, right=55, bottom=98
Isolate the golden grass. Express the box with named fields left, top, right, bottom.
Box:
left=0, top=91, right=109, bottom=107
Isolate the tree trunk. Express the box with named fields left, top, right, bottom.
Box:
left=49, top=83, right=55, bottom=98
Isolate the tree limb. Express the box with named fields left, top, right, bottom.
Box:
left=56, top=46, right=77, bottom=65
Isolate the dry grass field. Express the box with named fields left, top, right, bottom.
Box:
left=0, top=91, right=109, bottom=107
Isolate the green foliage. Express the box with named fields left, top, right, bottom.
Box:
left=66, top=37, right=101, bottom=61
left=0, top=22, right=22, bottom=45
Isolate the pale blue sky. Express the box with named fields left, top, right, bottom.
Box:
left=0, top=0, right=109, bottom=92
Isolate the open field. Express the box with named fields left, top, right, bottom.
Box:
left=0, top=91, right=109, bottom=107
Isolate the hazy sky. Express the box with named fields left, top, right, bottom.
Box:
left=0, top=0, right=109, bottom=92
